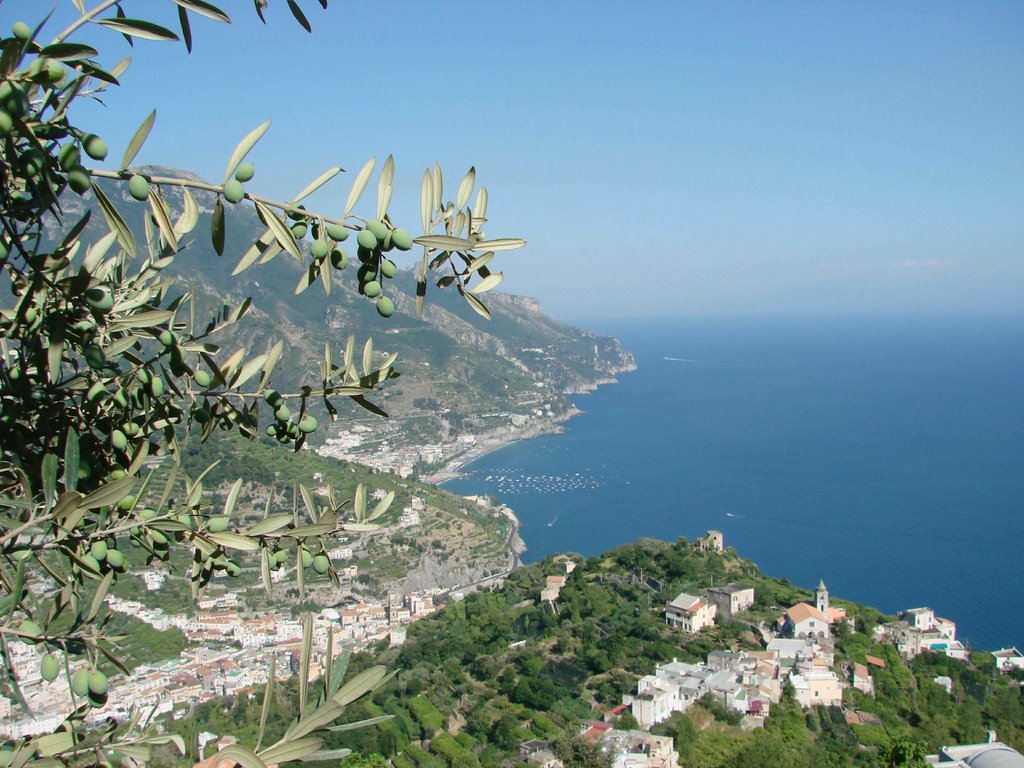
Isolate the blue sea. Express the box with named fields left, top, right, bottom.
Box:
left=442, top=315, right=1024, bottom=651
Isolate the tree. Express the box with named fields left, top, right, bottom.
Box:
left=551, top=735, right=612, bottom=768
left=0, top=2, right=523, bottom=765
left=877, top=735, right=928, bottom=768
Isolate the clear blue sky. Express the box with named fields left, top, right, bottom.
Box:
left=7, top=1, right=1023, bottom=322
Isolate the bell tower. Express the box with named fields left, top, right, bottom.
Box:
left=815, top=579, right=829, bottom=617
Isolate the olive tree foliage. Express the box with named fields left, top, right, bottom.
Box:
left=0, top=0, right=523, bottom=765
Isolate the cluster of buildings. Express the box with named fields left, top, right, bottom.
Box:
left=625, top=653, right=781, bottom=727
left=649, top=535, right=1019, bottom=740
left=0, top=587, right=443, bottom=740
left=517, top=728, right=679, bottom=768
left=664, top=582, right=755, bottom=633
left=650, top=575, right=888, bottom=726
left=316, top=421, right=432, bottom=478
left=315, top=405, right=557, bottom=478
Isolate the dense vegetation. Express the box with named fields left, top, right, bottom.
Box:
left=166, top=538, right=1023, bottom=767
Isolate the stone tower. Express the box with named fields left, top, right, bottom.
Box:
left=816, top=579, right=829, bottom=617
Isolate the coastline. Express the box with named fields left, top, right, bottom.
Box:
left=421, top=406, right=581, bottom=485
left=421, top=359, right=639, bottom=486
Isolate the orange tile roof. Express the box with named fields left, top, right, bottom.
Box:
left=828, top=607, right=847, bottom=622
left=786, top=602, right=828, bottom=624
left=865, top=654, right=886, bottom=668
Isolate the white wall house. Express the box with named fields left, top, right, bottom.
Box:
left=991, top=648, right=1024, bottom=673
left=789, top=668, right=845, bottom=708
left=781, top=603, right=830, bottom=640
left=665, top=593, right=717, bottom=633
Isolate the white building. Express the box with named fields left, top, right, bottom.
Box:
left=851, top=663, right=874, bottom=696
left=665, top=593, right=717, bottom=633
left=991, top=647, right=1024, bottom=673
left=927, top=734, right=1024, bottom=767
left=789, top=665, right=845, bottom=708
left=781, top=602, right=830, bottom=640
left=625, top=655, right=779, bottom=728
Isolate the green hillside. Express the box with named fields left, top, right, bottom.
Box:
left=162, top=538, right=1024, bottom=767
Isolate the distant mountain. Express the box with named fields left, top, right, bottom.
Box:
left=49, top=168, right=635, bottom=461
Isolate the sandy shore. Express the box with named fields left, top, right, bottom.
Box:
left=421, top=408, right=580, bottom=486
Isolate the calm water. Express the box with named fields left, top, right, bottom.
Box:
left=443, top=315, right=1024, bottom=651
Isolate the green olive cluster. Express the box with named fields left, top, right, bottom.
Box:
left=0, top=23, right=118, bottom=213
left=353, top=220, right=412, bottom=318
left=70, top=668, right=109, bottom=708
left=262, top=388, right=318, bottom=443
left=298, top=545, right=332, bottom=575
left=222, top=162, right=254, bottom=204
left=285, top=209, right=412, bottom=318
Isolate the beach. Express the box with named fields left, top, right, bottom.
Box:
left=421, top=407, right=580, bottom=485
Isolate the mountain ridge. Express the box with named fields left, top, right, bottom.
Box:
left=48, top=169, right=636, bottom=473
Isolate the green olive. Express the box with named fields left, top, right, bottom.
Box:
left=18, top=620, right=42, bottom=644
left=67, top=165, right=91, bottom=194
left=40, top=653, right=60, bottom=682
left=223, top=179, right=245, bottom=204
left=357, top=229, right=378, bottom=250
left=366, top=221, right=388, bottom=240
left=71, top=668, right=90, bottom=697
left=83, top=134, right=108, bottom=161
left=128, top=174, right=149, bottom=201
left=88, top=670, right=108, bottom=695
left=391, top=228, right=414, bottom=250
left=85, top=286, right=113, bottom=312
left=234, top=162, right=255, bottom=182
left=310, top=238, right=329, bottom=260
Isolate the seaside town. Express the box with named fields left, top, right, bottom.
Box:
left=5, top=528, right=1022, bottom=766
left=315, top=405, right=572, bottom=484
left=0, top=489, right=500, bottom=741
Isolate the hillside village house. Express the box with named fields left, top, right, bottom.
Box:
left=542, top=574, right=568, bottom=602
left=876, top=607, right=967, bottom=660
left=599, top=730, right=679, bottom=768
left=851, top=662, right=875, bottom=696
left=789, top=657, right=845, bottom=708
left=665, top=592, right=717, bottom=633
left=991, top=647, right=1024, bottom=673
left=704, top=583, right=755, bottom=620
left=696, top=530, right=724, bottom=552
